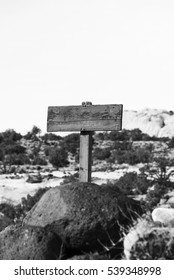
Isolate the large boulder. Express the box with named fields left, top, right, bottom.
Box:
left=152, top=208, right=174, bottom=226
left=24, top=182, right=142, bottom=258
left=0, top=224, right=62, bottom=260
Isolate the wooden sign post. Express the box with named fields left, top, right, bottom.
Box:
left=47, top=102, right=123, bottom=182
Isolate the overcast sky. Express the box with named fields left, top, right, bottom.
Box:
left=0, top=0, right=174, bottom=134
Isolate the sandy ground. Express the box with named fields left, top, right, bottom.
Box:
left=0, top=164, right=145, bottom=205
left=0, top=171, right=65, bottom=205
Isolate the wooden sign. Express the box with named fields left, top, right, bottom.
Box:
left=47, top=103, right=123, bottom=132
left=47, top=102, right=123, bottom=182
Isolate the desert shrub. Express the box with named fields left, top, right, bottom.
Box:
left=4, top=154, right=30, bottom=165
left=130, top=129, right=143, bottom=141
left=145, top=183, right=168, bottom=211
left=109, top=148, right=151, bottom=165
left=116, top=147, right=152, bottom=165
left=0, top=148, right=30, bottom=173
left=32, top=156, right=47, bottom=166
left=0, top=134, right=4, bottom=144
left=0, top=129, right=22, bottom=144
left=105, top=129, right=150, bottom=141
left=106, top=150, right=118, bottom=163
left=141, top=157, right=174, bottom=187
left=61, top=133, right=80, bottom=155
left=159, top=137, right=170, bottom=142
left=31, top=125, right=41, bottom=136
left=24, top=125, right=41, bottom=140
left=41, top=133, right=62, bottom=142
left=102, top=128, right=167, bottom=142
left=129, top=129, right=156, bottom=141
left=0, top=143, right=26, bottom=155
left=116, top=172, right=137, bottom=195
left=114, top=172, right=149, bottom=195
left=150, top=135, right=162, bottom=141
left=100, top=181, right=144, bottom=222
left=133, top=175, right=150, bottom=194
left=0, top=142, right=29, bottom=169
left=24, top=132, right=32, bottom=140
left=168, top=137, right=174, bottom=148
left=44, top=146, right=52, bottom=157
left=49, top=147, right=69, bottom=169
left=142, top=133, right=152, bottom=141
left=0, top=149, right=4, bottom=161
left=31, top=144, right=42, bottom=157
left=0, top=203, right=16, bottom=220
left=107, top=142, right=133, bottom=164
left=107, top=129, right=130, bottom=141
left=112, top=141, right=132, bottom=151
left=93, top=147, right=111, bottom=160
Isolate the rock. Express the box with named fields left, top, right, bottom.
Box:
left=167, top=196, right=174, bottom=206
left=0, top=212, right=12, bottom=232
left=24, top=182, right=142, bottom=258
left=129, top=227, right=174, bottom=260
left=0, top=224, right=63, bottom=260
left=152, top=208, right=174, bottom=226
left=123, top=215, right=174, bottom=259
left=26, top=174, right=42, bottom=183
left=123, top=109, right=174, bottom=138
left=123, top=217, right=154, bottom=259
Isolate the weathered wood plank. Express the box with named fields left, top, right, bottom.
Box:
left=47, top=104, right=123, bottom=132
left=79, top=131, right=93, bottom=182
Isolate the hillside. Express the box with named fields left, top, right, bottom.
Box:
left=123, top=109, right=174, bottom=138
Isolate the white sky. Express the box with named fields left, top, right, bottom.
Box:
left=0, top=0, right=174, bottom=134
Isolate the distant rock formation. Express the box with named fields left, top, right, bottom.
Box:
left=123, top=109, right=174, bottom=138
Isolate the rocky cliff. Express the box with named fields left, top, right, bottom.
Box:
left=123, top=109, right=174, bottom=138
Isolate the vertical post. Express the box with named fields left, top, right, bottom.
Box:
left=79, top=131, right=93, bottom=182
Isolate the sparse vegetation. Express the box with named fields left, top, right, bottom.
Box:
left=109, top=172, right=149, bottom=196
left=61, top=133, right=80, bottom=156
left=48, top=147, right=69, bottom=169
left=168, top=137, right=174, bottom=148
left=0, top=129, right=22, bottom=143
left=108, top=146, right=152, bottom=165
left=41, top=133, right=62, bottom=142
left=93, top=147, right=111, bottom=160
left=0, top=126, right=174, bottom=259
